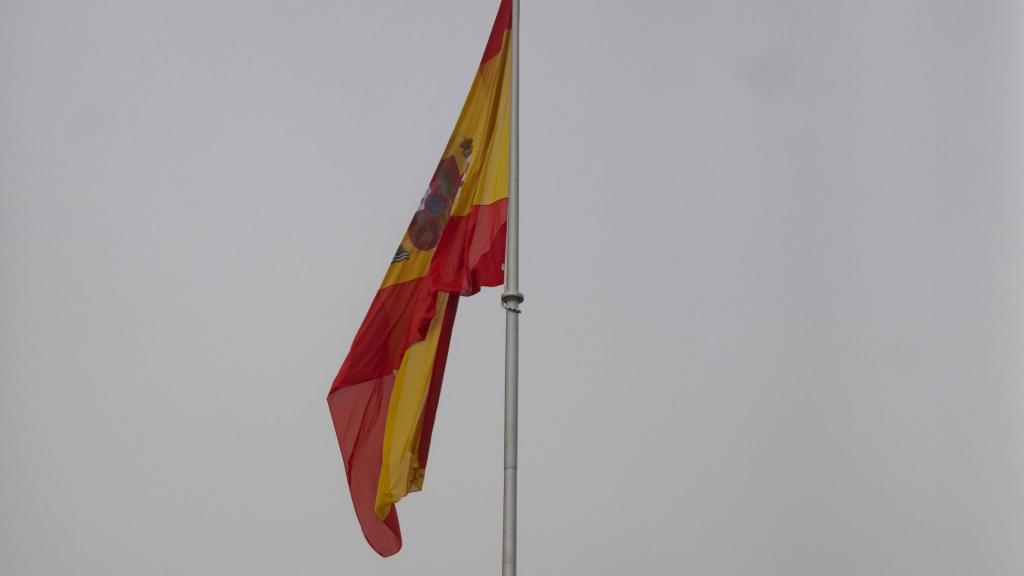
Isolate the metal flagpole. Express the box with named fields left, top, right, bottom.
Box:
left=500, top=0, right=522, bottom=575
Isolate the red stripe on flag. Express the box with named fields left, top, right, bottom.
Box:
left=480, top=0, right=513, bottom=65
left=429, top=199, right=509, bottom=296
left=333, top=198, right=508, bottom=395
left=328, top=375, right=402, bottom=557
left=332, top=276, right=436, bottom=392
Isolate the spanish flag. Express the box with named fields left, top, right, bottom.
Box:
left=328, top=0, right=512, bottom=557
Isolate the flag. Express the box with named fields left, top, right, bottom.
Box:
left=328, top=0, right=512, bottom=557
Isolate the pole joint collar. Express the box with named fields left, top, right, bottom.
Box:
left=501, top=291, right=524, bottom=312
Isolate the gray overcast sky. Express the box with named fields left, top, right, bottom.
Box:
left=2, top=1, right=1023, bottom=574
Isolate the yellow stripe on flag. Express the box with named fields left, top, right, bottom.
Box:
left=379, top=32, right=511, bottom=290
left=374, top=292, right=450, bottom=519
left=451, top=35, right=511, bottom=217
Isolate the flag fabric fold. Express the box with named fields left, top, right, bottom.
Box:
left=328, top=0, right=512, bottom=557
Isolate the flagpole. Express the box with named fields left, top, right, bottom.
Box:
left=500, top=0, right=522, bottom=575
